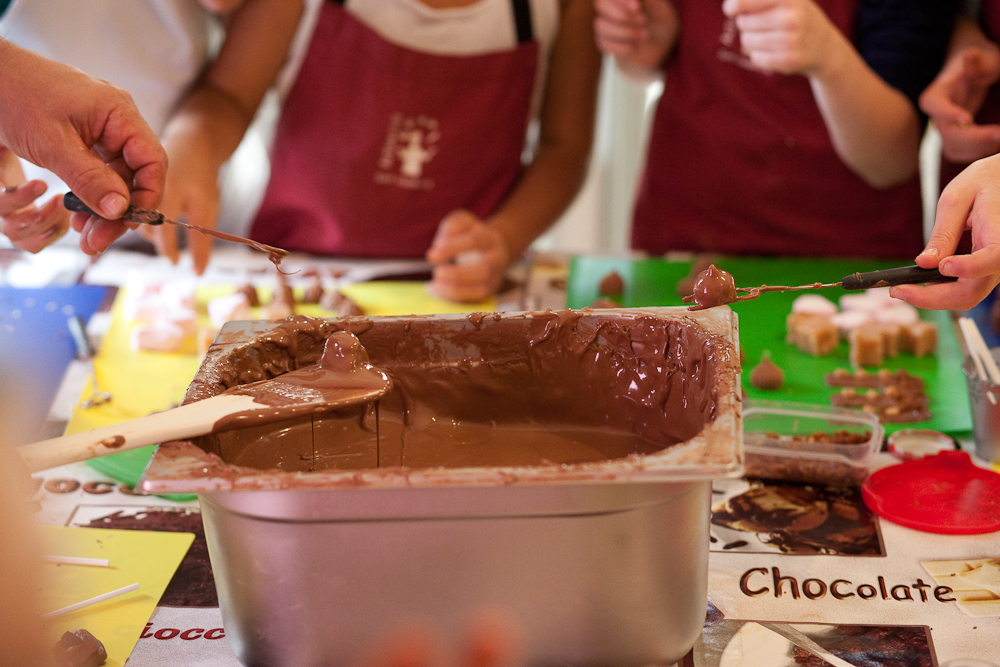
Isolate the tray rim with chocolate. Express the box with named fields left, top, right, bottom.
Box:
left=568, top=255, right=971, bottom=436
left=139, top=307, right=743, bottom=495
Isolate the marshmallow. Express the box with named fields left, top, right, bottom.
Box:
left=792, top=294, right=838, bottom=316
left=208, top=293, right=251, bottom=329
left=130, top=321, right=186, bottom=353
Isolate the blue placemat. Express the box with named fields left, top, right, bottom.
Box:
left=0, top=285, right=113, bottom=445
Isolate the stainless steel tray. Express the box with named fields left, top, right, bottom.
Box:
left=140, top=307, right=742, bottom=666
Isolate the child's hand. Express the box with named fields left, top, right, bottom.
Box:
left=0, top=147, right=69, bottom=253
left=425, top=210, right=510, bottom=303
left=140, top=130, right=221, bottom=275
left=594, top=0, right=678, bottom=73
left=722, top=0, right=843, bottom=77
left=892, top=152, right=1000, bottom=310
left=920, top=46, right=1000, bottom=164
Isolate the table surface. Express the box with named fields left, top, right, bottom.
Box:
left=22, top=250, right=1000, bottom=667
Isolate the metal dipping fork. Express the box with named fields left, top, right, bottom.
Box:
left=67, top=315, right=111, bottom=409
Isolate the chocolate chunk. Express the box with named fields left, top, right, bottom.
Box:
left=236, top=283, right=259, bottom=308
left=319, top=290, right=364, bottom=317
left=598, top=271, right=624, bottom=298
left=52, top=629, right=107, bottom=667
left=300, top=278, right=325, bottom=305
left=750, top=354, right=783, bottom=390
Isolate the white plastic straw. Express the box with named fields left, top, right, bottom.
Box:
left=42, top=582, right=139, bottom=620
left=959, top=317, right=1000, bottom=383
left=42, top=556, right=109, bottom=567
left=959, top=317, right=1000, bottom=405
left=959, top=317, right=990, bottom=382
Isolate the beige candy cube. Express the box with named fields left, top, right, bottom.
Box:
left=902, top=320, right=938, bottom=357
left=786, top=313, right=838, bottom=356
left=848, top=324, right=884, bottom=368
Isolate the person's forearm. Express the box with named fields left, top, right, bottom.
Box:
left=487, top=139, right=593, bottom=260
left=810, top=32, right=922, bottom=188
left=161, top=86, right=250, bottom=172
left=163, top=0, right=303, bottom=170
left=487, top=0, right=600, bottom=259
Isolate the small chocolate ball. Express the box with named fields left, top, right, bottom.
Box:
left=598, top=271, right=625, bottom=298
left=691, top=264, right=737, bottom=308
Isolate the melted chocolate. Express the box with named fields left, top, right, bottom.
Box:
left=213, top=332, right=391, bottom=431
left=186, top=313, right=732, bottom=472
left=52, top=629, right=107, bottom=667
left=156, top=214, right=289, bottom=270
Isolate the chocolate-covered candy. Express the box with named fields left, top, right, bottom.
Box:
left=52, top=629, right=107, bottom=667
left=750, top=354, right=784, bottom=390
left=598, top=271, right=624, bottom=299
left=236, top=283, right=260, bottom=308
left=319, top=290, right=364, bottom=317
left=690, top=264, right=737, bottom=308
left=300, top=278, right=325, bottom=305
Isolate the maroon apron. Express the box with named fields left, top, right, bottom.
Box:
left=632, top=0, right=924, bottom=259
left=251, top=0, right=538, bottom=257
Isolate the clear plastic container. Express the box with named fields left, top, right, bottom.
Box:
left=743, top=400, right=884, bottom=485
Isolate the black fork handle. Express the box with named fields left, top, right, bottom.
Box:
left=62, top=192, right=163, bottom=225
left=841, top=265, right=958, bottom=291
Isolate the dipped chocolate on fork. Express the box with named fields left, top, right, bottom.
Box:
left=63, top=192, right=290, bottom=269
left=683, top=264, right=958, bottom=310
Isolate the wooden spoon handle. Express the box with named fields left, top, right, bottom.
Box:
left=17, top=394, right=258, bottom=473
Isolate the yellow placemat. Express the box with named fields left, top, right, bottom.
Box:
left=39, top=525, right=194, bottom=667
left=67, top=281, right=492, bottom=435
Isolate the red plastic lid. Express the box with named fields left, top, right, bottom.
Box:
left=862, top=450, right=1000, bottom=534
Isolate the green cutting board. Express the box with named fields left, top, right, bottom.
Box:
left=568, top=256, right=971, bottom=436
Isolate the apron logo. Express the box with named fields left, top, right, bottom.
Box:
left=375, top=114, right=439, bottom=190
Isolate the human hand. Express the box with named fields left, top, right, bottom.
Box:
left=141, top=130, right=221, bottom=275
left=891, top=153, right=1000, bottom=310
left=722, top=0, right=844, bottom=77
left=920, top=46, right=1000, bottom=164
left=0, top=40, right=166, bottom=255
left=593, top=0, right=678, bottom=73
left=425, top=210, right=510, bottom=303
left=0, top=147, right=70, bottom=253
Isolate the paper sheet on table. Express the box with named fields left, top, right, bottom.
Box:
left=39, top=525, right=194, bottom=667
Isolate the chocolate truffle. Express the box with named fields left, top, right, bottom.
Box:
left=236, top=283, right=260, bottom=308
left=598, top=271, right=624, bottom=299
left=300, top=278, right=325, bottom=305
left=690, top=264, right=737, bottom=308
left=750, top=354, right=784, bottom=390
left=52, top=629, right=107, bottom=667
left=319, top=289, right=364, bottom=317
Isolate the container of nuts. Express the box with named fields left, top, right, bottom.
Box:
left=743, top=400, right=884, bottom=485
